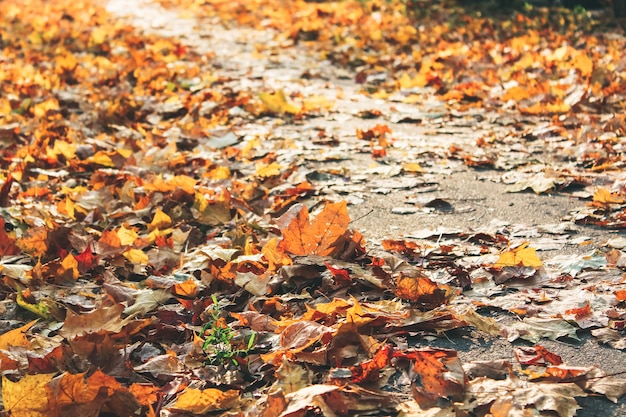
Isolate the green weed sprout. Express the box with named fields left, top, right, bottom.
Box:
left=201, top=294, right=256, bottom=366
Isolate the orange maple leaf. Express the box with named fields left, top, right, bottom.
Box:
left=276, top=201, right=350, bottom=256
left=394, top=274, right=452, bottom=309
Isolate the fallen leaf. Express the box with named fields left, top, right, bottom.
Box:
left=2, top=373, right=54, bottom=417
left=169, top=388, right=239, bottom=414
left=0, top=217, right=20, bottom=256
left=276, top=201, right=350, bottom=256
left=403, top=348, right=465, bottom=408
left=259, top=90, right=300, bottom=114
left=394, top=274, right=452, bottom=309
left=495, top=243, right=542, bottom=268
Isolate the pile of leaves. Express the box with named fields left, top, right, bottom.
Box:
left=2, top=0, right=626, bottom=416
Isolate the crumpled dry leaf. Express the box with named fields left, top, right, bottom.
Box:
left=465, top=377, right=584, bottom=417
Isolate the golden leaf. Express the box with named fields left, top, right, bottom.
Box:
left=170, top=388, right=239, bottom=414
left=259, top=90, right=300, bottom=114
left=117, top=226, right=139, bottom=246
left=495, top=243, right=542, bottom=268
left=2, top=373, right=54, bottom=417
left=123, top=248, right=149, bottom=264
left=149, top=208, right=172, bottom=231
left=0, top=319, right=37, bottom=350
left=593, top=188, right=625, bottom=205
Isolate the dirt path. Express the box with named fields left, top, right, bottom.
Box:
left=105, top=1, right=626, bottom=415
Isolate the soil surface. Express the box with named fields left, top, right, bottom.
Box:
left=105, top=1, right=626, bottom=415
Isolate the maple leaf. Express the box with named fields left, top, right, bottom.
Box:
left=47, top=372, right=109, bottom=417
left=16, top=227, right=49, bottom=258
left=60, top=304, right=125, bottom=339
left=394, top=273, right=452, bottom=309
left=592, top=188, right=625, bottom=205
left=276, top=201, right=350, bottom=256
left=169, top=388, right=239, bottom=414
left=495, top=243, right=542, bottom=268
left=348, top=344, right=393, bottom=383
left=0, top=320, right=37, bottom=370
left=2, top=373, right=54, bottom=417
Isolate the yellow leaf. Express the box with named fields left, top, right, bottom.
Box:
left=145, top=175, right=196, bottom=194
left=262, top=237, right=292, bottom=272
left=52, top=141, right=76, bottom=160
left=124, top=249, right=149, bottom=265
left=256, top=162, right=283, bottom=178
left=171, top=388, right=239, bottom=414
left=146, top=228, right=172, bottom=244
left=593, top=188, right=625, bottom=205
left=574, top=53, right=593, bottom=78
left=90, top=27, right=107, bottom=45
left=149, top=208, right=172, bottom=231
left=32, top=99, right=59, bottom=118
left=17, top=292, right=52, bottom=320
left=0, top=319, right=37, bottom=350
left=86, top=151, right=115, bottom=167
left=118, top=148, right=133, bottom=158
left=402, top=162, right=423, bottom=173
left=206, top=166, right=230, bottom=180
left=259, top=90, right=300, bottom=114
left=2, top=374, right=54, bottom=417
left=61, top=253, right=79, bottom=280
left=117, top=226, right=139, bottom=246
left=495, top=243, right=542, bottom=268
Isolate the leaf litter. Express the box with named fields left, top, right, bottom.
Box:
left=1, top=0, right=626, bottom=415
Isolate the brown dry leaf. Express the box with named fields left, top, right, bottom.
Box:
left=169, top=388, right=239, bottom=414
left=272, top=357, right=313, bottom=395
left=47, top=372, right=109, bottom=417
left=276, top=201, right=350, bottom=256
left=60, top=303, right=125, bottom=339
left=16, top=227, right=49, bottom=258
left=582, top=367, right=626, bottom=403
left=280, top=320, right=333, bottom=351
left=0, top=217, right=20, bottom=256
left=467, top=377, right=584, bottom=417
left=280, top=385, right=339, bottom=417
left=514, top=345, right=563, bottom=366
left=394, top=274, right=452, bottom=309
left=2, top=373, right=54, bottom=417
